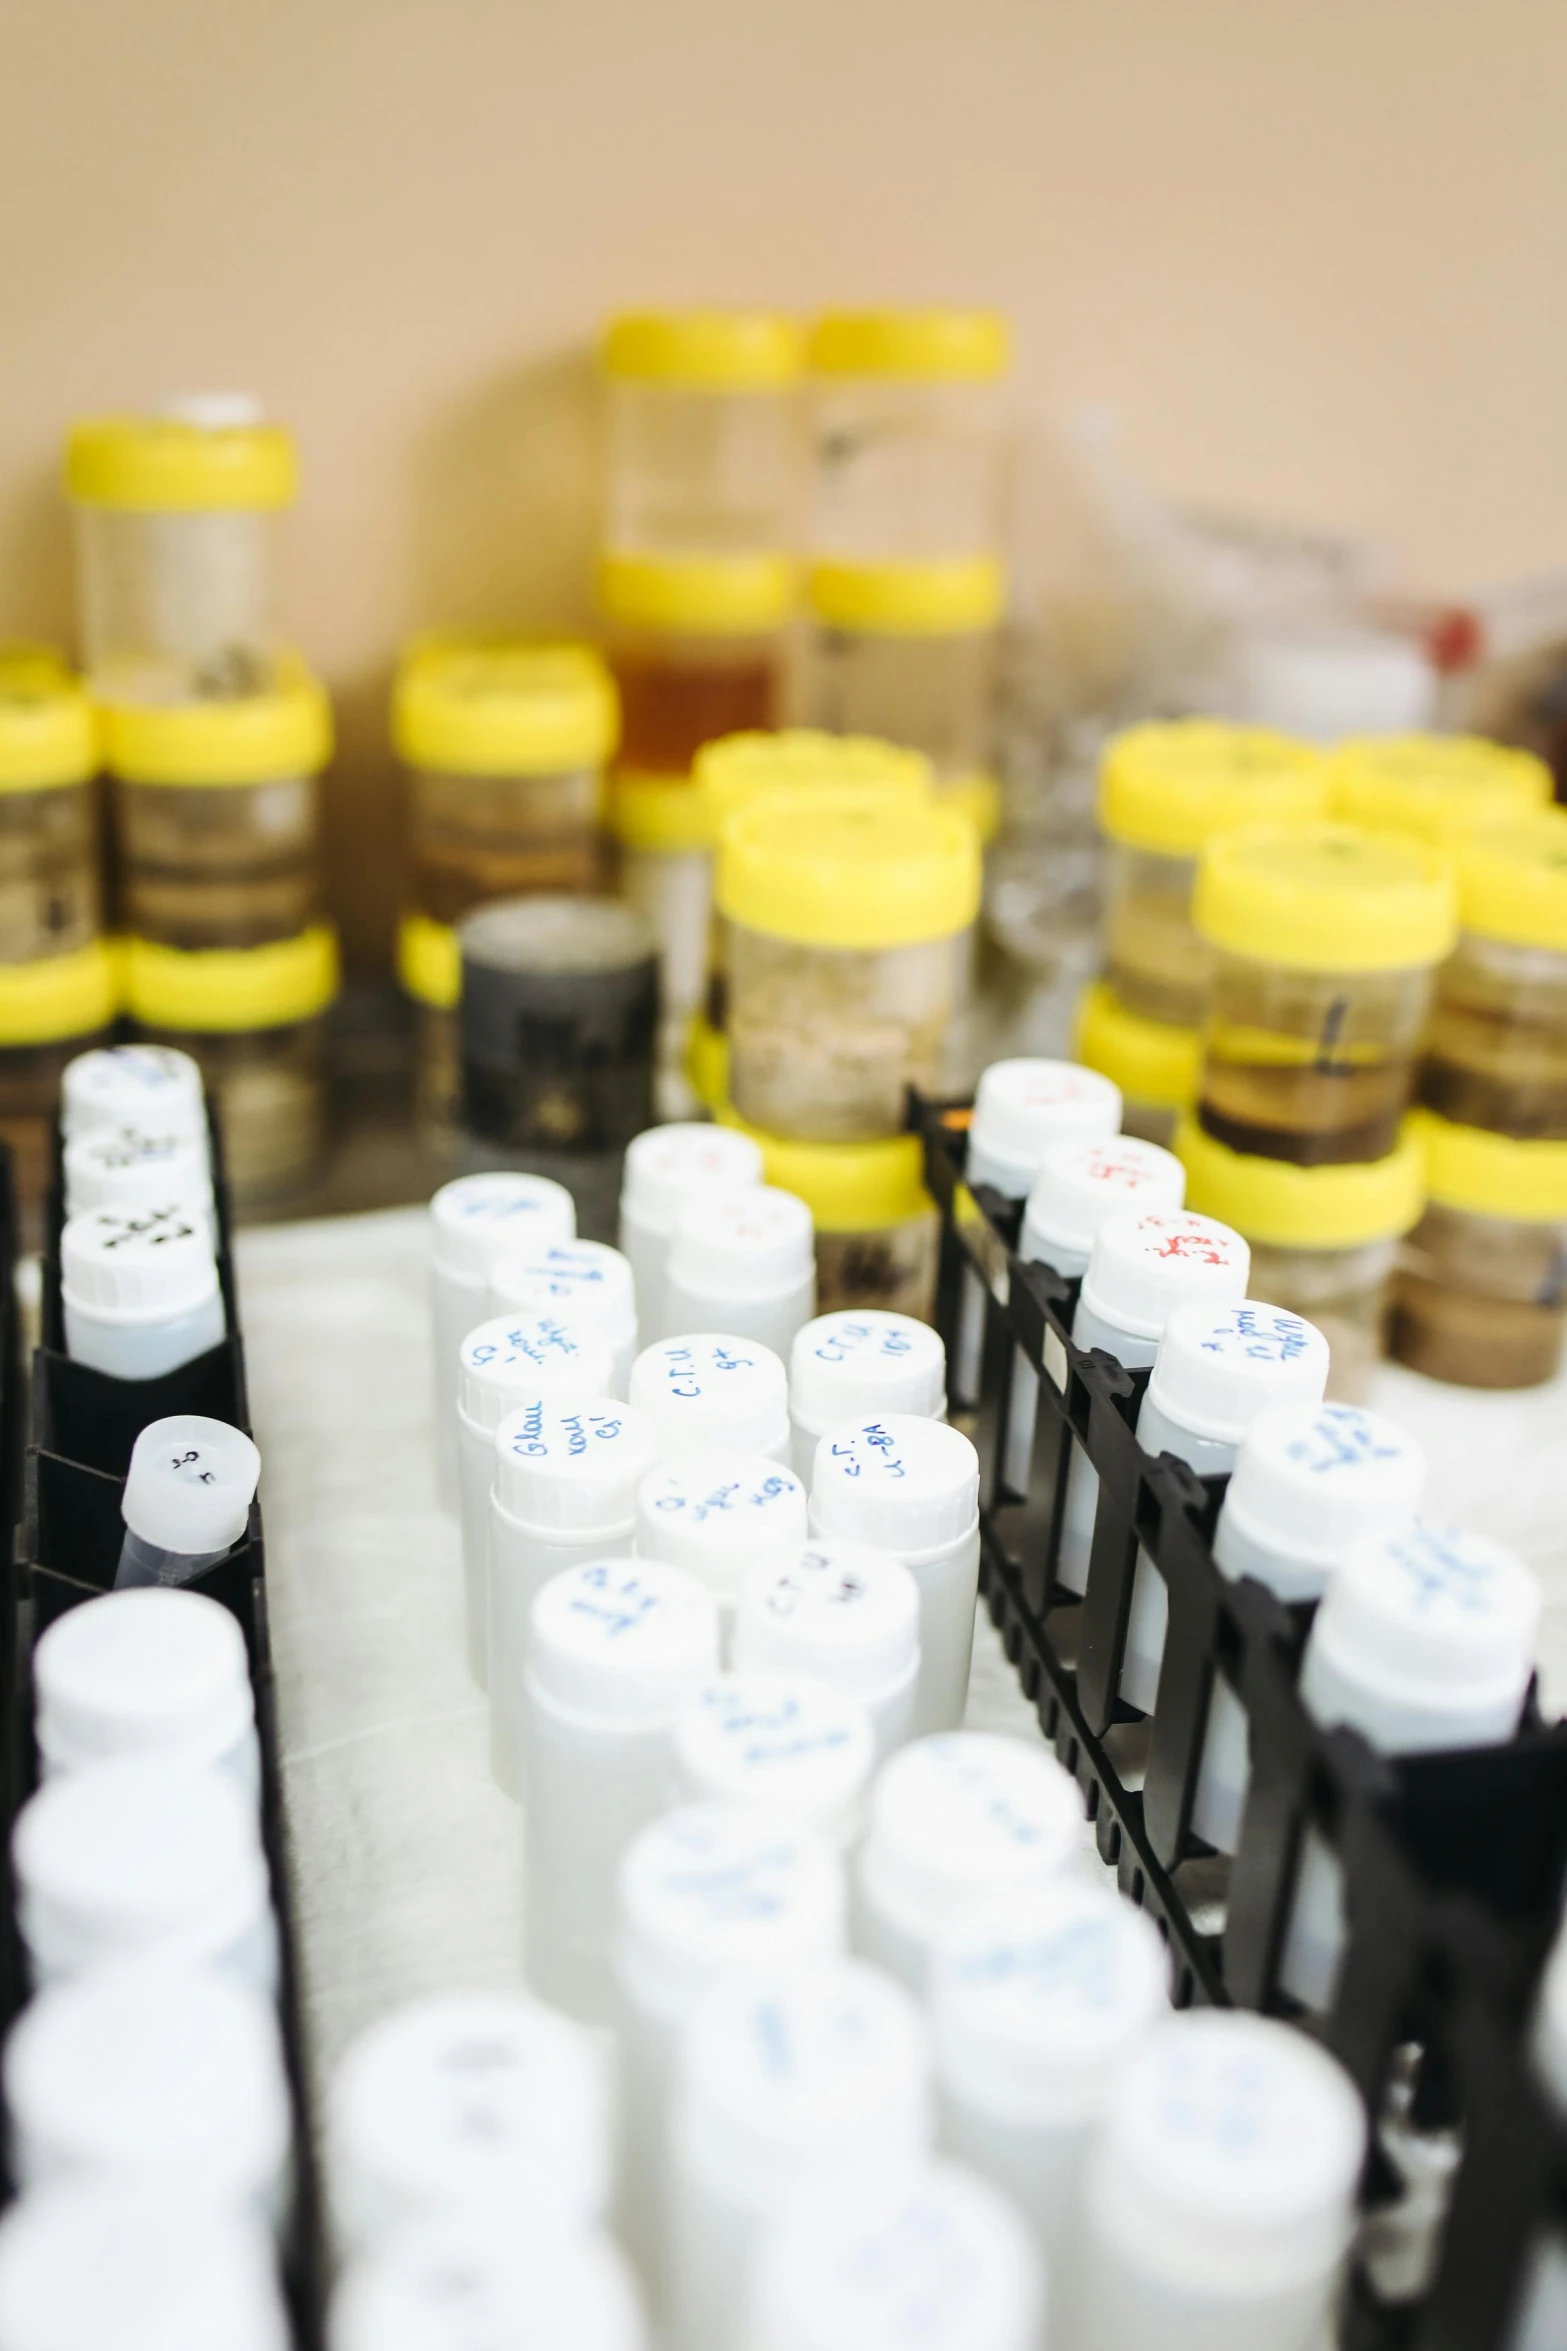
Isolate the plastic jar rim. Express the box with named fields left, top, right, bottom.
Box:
left=392, top=640, right=618, bottom=776
left=1175, top=1114, right=1426, bottom=1248
left=1193, top=822, right=1457, bottom=972
left=716, top=788, right=980, bottom=948
left=1098, top=720, right=1329, bottom=859
left=124, top=926, right=339, bottom=1032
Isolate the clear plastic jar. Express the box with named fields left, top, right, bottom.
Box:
left=718, top=792, right=980, bottom=1142
left=1418, top=813, right=1567, bottom=1140
left=0, top=647, right=103, bottom=963
left=720, top=1117, right=940, bottom=1321
left=804, top=570, right=998, bottom=792
left=1193, top=823, right=1456, bottom=1166
left=602, top=310, right=801, bottom=561
left=610, top=774, right=715, bottom=1119
left=1329, top=730, right=1551, bottom=844
left=65, top=398, right=295, bottom=703
left=1073, top=980, right=1199, bottom=1149
left=0, top=950, right=118, bottom=1231
left=1390, top=1112, right=1567, bottom=1388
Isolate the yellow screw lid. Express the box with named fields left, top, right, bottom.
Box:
left=695, top=730, right=933, bottom=838
left=717, top=789, right=981, bottom=949
left=66, top=411, right=297, bottom=510
left=719, top=1108, right=933, bottom=1231
left=808, top=557, right=1004, bottom=637
left=1193, top=822, right=1457, bottom=973
left=1176, top=1113, right=1425, bottom=1248
left=0, top=646, right=97, bottom=790
left=100, top=659, right=331, bottom=786
left=0, top=942, right=118, bottom=1046
left=1408, top=1108, right=1567, bottom=1223
left=393, top=641, right=618, bottom=777
left=1329, top=732, right=1552, bottom=843
left=125, top=926, right=338, bottom=1032
left=609, top=773, right=714, bottom=854
left=939, top=772, right=1002, bottom=846
left=808, top=310, right=1010, bottom=381
left=397, top=912, right=461, bottom=1010
left=599, top=551, right=795, bottom=637
left=1099, top=721, right=1329, bottom=858
left=1448, top=811, right=1567, bottom=953
left=1074, top=981, right=1200, bottom=1111
left=600, top=311, right=802, bottom=388
left=686, top=1013, right=729, bottom=1111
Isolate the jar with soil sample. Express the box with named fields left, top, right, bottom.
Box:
left=0, top=647, right=102, bottom=965
left=1329, top=730, right=1551, bottom=844
left=720, top=1115, right=940, bottom=1321
left=1192, top=823, right=1456, bottom=1166
left=1074, top=980, right=1201, bottom=1150
left=1390, top=1111, right=1567, bottom=1388
left=1417, top=811, right=1567, bottom=1141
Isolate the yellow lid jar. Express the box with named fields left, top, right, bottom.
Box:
left=1329, top=731, right=1551, bottom=843
left=720, top=1110, right=940, bottom=1321
left=0, top=646, right=103, bottom=966
left=1418, top=811, right=1567, bottom=1143
left=1391, top=1109, right=1567, bottom=1388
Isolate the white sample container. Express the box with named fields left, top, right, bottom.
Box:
left=809, top=1414, right=979, bottom=1733
left=1056, top=1209, right=1250, bottom=1595
left=788, top=1308, right=947, bottom=1484
left=671, top=1673, right=877, bottom=1849
left=523, top=1558, right=721, bottom=2023
left=664, top=1185, right=817, bottom=1360
left=4, top=1962, right=291, bottom=2219
left=33, top=1586, right=260, bottom=1798
left=13, top=1758, right=276, bottom=1994
left=114, top=1412, right=262, bottom=1590
left=488, top=1398, right=660, bottom=1795
left=635, top=1453, right=808, bottom=1642
left=668, top=1960, right=931, bottom=2351
left=930, top=1882, right=1169, bottom=2276
left=1190, top=1401, right=1427, bottom=1852
left=63, top=1127, right=215, bottom=1227
left=0, top=2181, right=289, bottom=2351
left=429, top=1170, right=577, bottom=1505
left=490, top=1238, right=640, bottom=1396
left=455, top=1311, right=615, bottom=1686
left=734, top=1539, right=921, bottom=1759
left=326, top=1989, right=610, bottom=2257
left=628, top=1333, right=791, bottom=1462
left=61, top=1205, right=225, bottom=1380
left=329, top=2220, right=645, bottom=2351
left=61, top=1042, right=207, bottom=1143
left=618, top=1122, right=765, bottom=1338
left=1069, top=2010, right=1365, bottom=2351
left=1279, top=1522, right=1541, bottom=2011
left=856, top=1733, right=1084, bottom=1994
left=1119, top=1301, right=1330, bottom=1713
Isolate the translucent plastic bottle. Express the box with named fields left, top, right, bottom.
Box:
left=32, top=1586, right=262, bottom=1797
left=0, top=2181, right=289, bottom=2351
left=329, top=2220, right=645, bottom=2351
left=1391, top=1111, right=1567, bottom=1388
left=114, top=1414, right=261, bottom=1592
left=671, top=1673, right=876, bottom=1849
left=1416, top=811, right=1567, bottom=1139
left=617, top=1122, right=764, bottom=1338
left=490, top=1239, right=639, bottom=1397
left=734, top=1540, right=922, bottom=1759
left=627, top=1333, right=791, bottom=1463
left=721, top=1121, right=943, bottom=1320
left=634, top=1453, right=808, bottom=1646
left=788, top=1309, right=946, bottom=1484
left=1329, top=730, right=1551, bottom=845
left=61, top=1204, right=225, bottom=1380
left=664, top=1185, right=816, bottom=1358
left=430, top=1169, right=576, bottom=1503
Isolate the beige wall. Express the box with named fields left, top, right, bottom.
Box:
left=3, top=0, right=1564, bottom=965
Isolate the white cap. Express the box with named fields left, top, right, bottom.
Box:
left=614, top=1802, right=845, bottom=2018
left=61, top=1046, right=205, bottom=1143
left=672, top=1674, right=876, bottom=1847
left=528, top=1558, right=720, bottom=1728
left=1233, top=624, right=1437, bottom=743
left=458, top=1314, right=615, bottom=1432
left=628, top=1334, right=790, bottom=1460
left=1146, top=1300, right=1329, bottom=1445
left=1081, top=1209, right=1250, bottom=1343
left=490, top=1239, right=637, bottom=1342
left=810, top=1416, right=978, bottom=1562
left=60, top=1206, right=219, bottom=1326
left=635, top=1455, right=808, bottom=1607
left=789, top=1312, right=947, bottom=1436
left=620, top=1122, right=763, bottom=1236
left=326, top=1990, right=610, bottom=2254
left=120, top=1414, right=261, bottom=1557
left=329, top=2222, right=644, bottom=2351
left=0, top=2183, right=288, bottom=2351
left=162, top=391, right=267, bottom=429
left=430, top=1172, right=576, bottom=1284
left=63, top=1129, right=214, bottom=1221
left=1534, top=1924, right=1567, bottom=2110
left=1022, top=1135, right=1186, bottom=1275
left=34, top=1588, right=256, bottom=1776
left=493, top=1399, right=658, bottom=1534
left=735, top=1541, right=921, bottom=1701
left=1088, top=2010, right=1365, bottom=2295
left=4, top=1961, right=290, bottom=2205
left=667, top=1186, right=814, bottom=1299
left=1215, top=1403, right=1427, bottom=1601
left=930, top=1881, right=1169, bottom=2125
left=860, top=1735, right=1083, bottom=1946
left=967, top=1058, right=1122, bottom=1197
left=745, top=2160, right=1044, bottom=2351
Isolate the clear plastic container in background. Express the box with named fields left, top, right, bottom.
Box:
left=1391, top=1111, right=1567, bottom=1388
left=804, top=560, right=1002, bottom=800
left=1328, top=730, right=1551, bottom=845
left=1073, top=978, right=1201, bottom=1148
left=610, top=772, right=718, bottom=1117
left=1418, top=812, right=1567, bottom=1141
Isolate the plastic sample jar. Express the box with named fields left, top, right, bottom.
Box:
left=34, top=1587, right=260, bottom=1796
left=1192, top=822, right=1456, bottom=1166
left=1418, top=811, right=1567, bottom=1140
left=0, top=645, right=102, bottom=963
left=634, top=1453, right=808, bottom=1640
left=788, top=1308, right=947, bottom=1484
left=330, top=2222, right=643, bottom=2351
left=1329, top=730, right=1551, bottom=844
left=719, top=791, right=981, bottom=1141
left=0, top=2182, right=289, bottom=2351
left=617, top=1121, right=763, bottom=1339
left=672, top=1673, right=876, bottom=1849
left=61, top=1041, right=206, bottom=1141
left=115, top=1414, right=262, bottom=1593
left=720, top=1118, right=942, bottom=1322
left=61, top=1204, right=224, bottom=1380
left=490, top=1239, right=639, bottom=1396
left=1390, top=1111, right=1567, bottom=1387
left=627, top=1333, right=790, bottom=1463
left=430, top=1171, right=576, bottom=1499
left=1231, top=623, right=1438, bottom=742
left=734, top=1540, right=922, bottom=1759
left=0, top=951, right=118, bottom=1227
left=1074, top=977, right=1201, bottom=1149
left=664, top=1184, right=816, bottom=1358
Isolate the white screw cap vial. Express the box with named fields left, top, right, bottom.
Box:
left=967, top=1058, right=1123, bottom=1198
left=635, top=1454, right=808, bottom=1634
left=329, top=2220, right=645, bottom=2351
left=1021, top=1134, right=1187, bottom=1280
left=664, top=1187, right=817, bottom=1361
left=0, top=2182, right=288, bottom=2351
left=63, top=1128, right=215, bottom=1226
left=669, top=1960, right=932, bottom=2351
left=810, top=1416, right=980, bottom=1734
left=430, top=1171, right=576, bottom=1506
left=60, top=1207, right=224, bottom=1381
left=116, top=1413, right=262, bottom=1589
left=619, top=1123, right=765, bottom=1337
left=33, top=1588, right=259, bottom=1797
left=326, top=1990, right=610, bottom=2258
left=672, top=1673, right=877, bottom=1849
left=490, top=1239, right=639, bottom=1395
left=856, top=1734, right=1085, bottom=1994
left=1073, top=2011, right=1365, bottom=2351
left=734, top=1540, right=921, bottom=1759
left=742, top=2159, right=1045, bottom=2351
left=61, top=1045, right=206, bottom=1143
left=789, top=1311, right=947, bottom=1484
left=4, top=1961, right=291, bottom=2219
left=629, top=1334, right=791, bottom=1463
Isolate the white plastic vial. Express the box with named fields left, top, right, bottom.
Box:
left=664, top=1185, right=817, bottom=1362
left=635, top=1454, right=808, bottom=1647
left=788, top=1310, right=947, bottom=1485
left=325, top=1989, right=610, bottom=2258
left=628, top=1333, right=791, bottom=1463
left=33, top=1586, right=260, bottom=1799
left=63, top=1128, right=215, bottom=1230
left=488, top=1399, right=660, bottom=1795
left=668, top=1960, right=932, bottom=2351
left=1069, top=2010, right=1365, bottom=2351
left=114, top=1412, right=262, bottom=1591
left=429, top=1171, right=577, bottom=1506
left=329, top=2220, right=645, bottom=2351
left=810, top=1414, right=980, bottom=1734
left=856, top=1734, right=1084, bottom=1994
left=61, top=1206, right=225, bottom=1381
left=734, top=1539, right=921, bottom=1760
left=618, top=1123, right=765, bottom=1339
left=490, top=1239, right=640, bottom=1397
left=61, top=1043, right=207, bottom=1144
left=523, top=1558, right=720, bottom=2023
left=0, top=2181, right=289, bottom=2351
left=1191, top=1402, right=1427, bottom=1853
left=672, top=1673, right=877, bottom=1849
left=1279, top=1522, right=1541, bottom=2011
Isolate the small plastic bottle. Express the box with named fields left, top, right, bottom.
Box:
left=855, top=1734, right=1084, bottom=1994
left=487, top=1398, right=660, bottom=1795
left=60, top=1204, right=225, bottom=1381
left=634, top=1454, right=808, bottom=1648
left=34, top=1585, right=262, bottom=1799
left=329, top=2220, right=645, bottom=2351
left=523, top=1558, right=720, bottom=2023
left=61, top=1041, right=207, bottom=1142
left=668, top=1960, right=931, bottom=2351
left=617, top=1123, right=764, bottom=1339
left=490, top=1238, right=639, bottom=1397
left=787, top=1309, right=947, bottom=1485
left=628, top=1333, right=791, bottom=1463
left=113, top=1412, right=261, bottom=1591
left=325, top=1989, right=610, bottom=2257
left=809, top=1414, right=980, bottom=1734
left=63, top=1127, right=215, bottom=1232
left=671, top=1674, right=876, bottom=1849
left=429, top=1169, right=577, bottom=1506
left=1068, top=2010, right=1365, bottom=2351
left=734, top=1540, right=921, bottom=1759
left=664, top=1185, right=817, bottom=1359
left=1280, top=1522, right=1541, bottom=2010
left=0, top=2180, right=289, bottom=2351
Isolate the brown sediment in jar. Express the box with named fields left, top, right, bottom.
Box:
left=814, top=1212, right=939, bottom=1321
left=116, top=777, right=320, bottom=950
left=408, top=768, right=612, bottom=925
left=1389, top=1200, right=1567, bottom=1388
left=0, top=787, right=102, bottom=962
left=1418, top=933, right=1567, bottom=1140
left=611, top=640, right=779, bottom=777
left=1198, top=964, right=1431, bottom=1166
